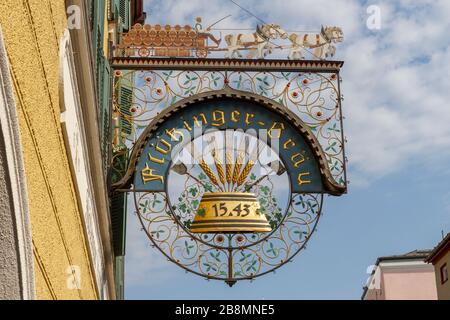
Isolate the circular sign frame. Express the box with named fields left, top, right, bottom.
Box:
left=114, top=87, right=345, bottom=286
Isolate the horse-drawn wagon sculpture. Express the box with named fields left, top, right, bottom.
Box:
left=115, top=23, right=221, bottom=58
left=114, top=19, right=344, bottom=61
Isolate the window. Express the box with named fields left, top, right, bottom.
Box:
left=440, top=263, right=448, bottom=284
left=118, top=0, right=130, bottom=30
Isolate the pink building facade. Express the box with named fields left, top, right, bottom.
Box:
left=363, top=250, right=437, bottom=300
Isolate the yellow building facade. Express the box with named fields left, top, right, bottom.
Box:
left=0, top=1, right=116, bottom=299
left=427, top=233, right=450, bottom=300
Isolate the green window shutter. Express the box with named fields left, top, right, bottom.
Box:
left=96, top=29, right=104, bottom=104
left=113, top=1, right=120, bottom=21
left=116, top=12, right=125, bottom=57
left=114, top=256, right=125, bottom=300
left=118, top=0, right=130, bottom=30
left=92, top=2, right=112, bottom=176
left=111, top=192, right=127, bottom=256
left=101, top=61, right=112, bottom=174
left=92, top=1, right=105, bottom=53
left=117, top=11, right=124, bottom=38
left=119, top=87, right=133, bottom=136
left=88, top=0, right=95, bottom=30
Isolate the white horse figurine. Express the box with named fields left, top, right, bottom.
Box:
left=224, top=24, right=287, bottom=59
left=288, top=26, right=344, bottom=60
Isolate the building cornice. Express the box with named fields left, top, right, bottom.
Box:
left=426, top=233, right=450, bottom=264
left=378, top=260, right=435, bottom=272
left=110, top=57, right=344, bottom=73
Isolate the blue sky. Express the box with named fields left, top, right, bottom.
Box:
left=124, top=0, right=450, bottom=299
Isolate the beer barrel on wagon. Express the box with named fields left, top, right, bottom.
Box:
left=117, top=23, right=213, bottom=58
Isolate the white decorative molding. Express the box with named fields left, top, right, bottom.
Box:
left=0, top=25, right=36, bottom=300
left=379, top=260, right=435, bottom=273
left=59, top=29, right=107, bottom=298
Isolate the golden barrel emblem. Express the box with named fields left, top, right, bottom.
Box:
left=190, top=192, right=272, bottom=233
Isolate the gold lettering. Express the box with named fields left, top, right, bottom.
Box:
left=156, top=139, right=171, bottom=155
left=231, top=110, right=240, bottom=123
left=141, top=163, right=164, bottom=184
left=192, top=113, right=208, bottom=127
left=284, top=139, right=296, bottom=150
left=192, top=116, right=204, bottom=127
left=183, top=121, right=192, bottom=131
left=245, top=113, right=255, bottom=125
left=148, top=153, right=164, bottom=165
left=166, top=128, right=184, bottom=142
left=211, top=110, right=225, bottom=127
left=297, top=172, right=311, bottom=186
left=199, top=113, right=208, bottom=124
left=268, top=122, right=285, bottom=139
left=291, top=152, right=305, bottom=167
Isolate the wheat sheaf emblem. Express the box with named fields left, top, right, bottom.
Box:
left=190, top=134, right=261, bottom=192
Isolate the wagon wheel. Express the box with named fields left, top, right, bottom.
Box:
left=138, top=47, right=151, bottom=57
left=196, top=48, right=208, bottom=58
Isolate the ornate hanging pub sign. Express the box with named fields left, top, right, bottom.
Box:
left=110, top=19, right=347, bottom=286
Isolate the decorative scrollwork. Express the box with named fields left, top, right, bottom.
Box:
left=134, top=188, right=322, bottom=282
left=113, top=69, right=346, bottom=186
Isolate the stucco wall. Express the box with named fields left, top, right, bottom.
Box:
left=0, top=125, right=21, bottom=299
left=434, top=251, right=450, bottom=300
left=0, top=1, right=98, bottom=299
left=383, top=270, right=437, bottom=300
